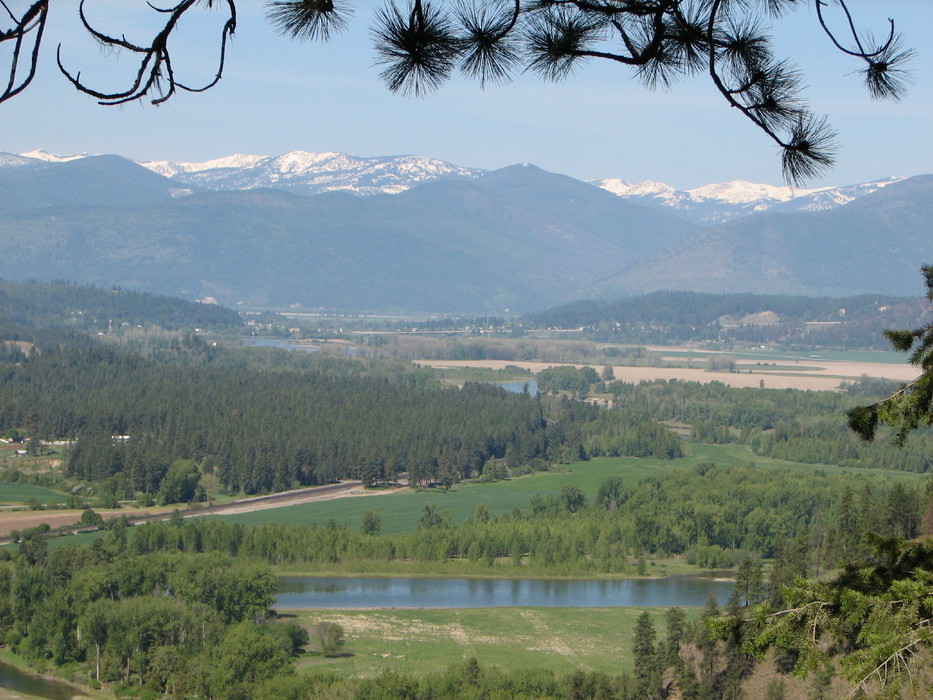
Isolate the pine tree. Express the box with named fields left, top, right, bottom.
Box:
left=632, top=611, right=661, bottom=700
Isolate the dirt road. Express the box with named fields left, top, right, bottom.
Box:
left=0, top=480, right=404, bottom=541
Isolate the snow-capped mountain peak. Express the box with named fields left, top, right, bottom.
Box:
left=143, top=153, right=269, bottom=178
left=595, top=178, right=676, bottom=198
left=591, top=175, right=906, bottom=224
left=138, top=150, right=484, bottom=195
left=1, top=147, right=908, bottom=224
left=685, top=180, right=821, bottom=205
left=19, top=149, right=92, bottom=163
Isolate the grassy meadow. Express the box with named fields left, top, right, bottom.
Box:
left=290, top=606, right=695, bottom=678
left=0, top=481, right=66, bottom=506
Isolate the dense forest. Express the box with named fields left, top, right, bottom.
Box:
left=522, top=291, right=929, bottom=349
left=0, top=339, right=683, bottom=499
left=0, top=526, right=308, bottom=697
left=606, top=379, right=933, bottom=473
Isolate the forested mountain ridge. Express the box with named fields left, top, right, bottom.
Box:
left=0, top=279, right=242, bottom=333
left=524, top=290, right=929, bottom=349
left=0, top=154, right=192, bottom=214
left=11, top=149, right=904, bottom=223
left=0, top=156, right=697, bottom=312
left=2, top=153, right=930, bottom=312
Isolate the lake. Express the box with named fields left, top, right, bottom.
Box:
left=0, top=661, right=80, bottom=700
left=276, top=575, right=733, bottom=609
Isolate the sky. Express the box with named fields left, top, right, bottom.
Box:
left=0, top=0, right=930, bottom=190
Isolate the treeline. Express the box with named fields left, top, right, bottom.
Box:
left=0, top=525, right=305, bottom=698
left=0, top=345, right=680, bottom=498
left=0, top=524, right=746, bottom=700
left=523, top=291, right=928, bottom=349
left=127, top=465, right=929, bottom=575
left=609, top=379, right=933, bottom=472
left=0, top=279, right=242, bottom=332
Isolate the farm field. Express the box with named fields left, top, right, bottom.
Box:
left=0, top=482, right=66, bottom=506
left=290, top=606, right=693, bottom=678
left=423, top=347, right=918, bottom=391
left=216, top=443, right=923, bottom=536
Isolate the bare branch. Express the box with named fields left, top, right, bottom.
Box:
left=55, top=0, right=237, bottom=106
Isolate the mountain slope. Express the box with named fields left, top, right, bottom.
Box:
left=591, top=175, right=933, bottom=298
left=7, top=148, right=908, bottom=225
left=0, top=154, right=192, bottom=214
left=0, top=159, right=698, bottom=312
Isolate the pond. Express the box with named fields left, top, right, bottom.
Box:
left=240, top=337, right=320, bottom=353
left=0, top=660, right=80, bottom=700
left=276, top=575, right=733, bottom=610
left=495, top=380, right=539, bottom=395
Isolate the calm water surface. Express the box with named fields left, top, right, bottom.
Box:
left=496, top=380, right=539, bottom=395
left=0, top=661, right=79, bottom=700
left=241, top=337, right=320, bottom=352
left=276, top=575, right=733, bottom=609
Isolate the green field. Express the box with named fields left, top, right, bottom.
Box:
left=216, top=443, right=924, bottom=535
left=217, top=455, right=674, bottom=534
left=0, top=481, right=66, bottom=506
left=290, top=606, right=694, bottom=678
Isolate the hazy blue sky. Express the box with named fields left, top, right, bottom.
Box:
left=1, top=0, right=930, bottom=189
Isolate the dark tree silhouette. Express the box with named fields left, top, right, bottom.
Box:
left=848, top=266, right=933, bottom=446
left=0, top=1, right=913, bottom=183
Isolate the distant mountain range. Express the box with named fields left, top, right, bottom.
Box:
left=14, top=149, right=903, bottom=224
left=592, top=176, right=906, bottom=225
left=595, top=174, right=933, bottom=299
left=1, top=149, right=929, bottom=313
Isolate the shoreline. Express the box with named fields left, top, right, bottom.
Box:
left=274, top=569, right=736, bottom=582
left=0, top=649, right=99, bottom=699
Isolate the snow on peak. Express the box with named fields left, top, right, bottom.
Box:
left=593, top=179, right=676, bottom=197
left=591, top=174, right=908, bottom=225
left=0, top=153, right=36, bottom=167
left=19, top=149, right=91, bottom=163
left=142, top=153, right=269, bottom=177
left=686, top=179, right=823, bottom=205
left=140, top=150, right=484, bottom=195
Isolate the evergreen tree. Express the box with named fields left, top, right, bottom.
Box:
left=632, top=611, right=661, bottom=700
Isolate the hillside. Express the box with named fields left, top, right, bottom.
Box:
left=0, top=279, right=242, bottom=333
left=523, top=290, right=928, bottom=348
left=590, top=175, right=933, bottom=299
left=0, top=157, right=697, bottom=313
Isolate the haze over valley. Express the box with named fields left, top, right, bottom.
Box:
left=1, top=149, right=928, bottom=314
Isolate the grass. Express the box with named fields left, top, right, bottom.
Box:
left=216, top=442, right=924, bottom=536
left=216, top=456, right=677, bottom=534
left=0, top=482, right=66, bottom=506
left=289, top=606, right=697, bottom=678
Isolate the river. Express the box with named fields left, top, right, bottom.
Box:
left=276, top=575, right=733, bottom=609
